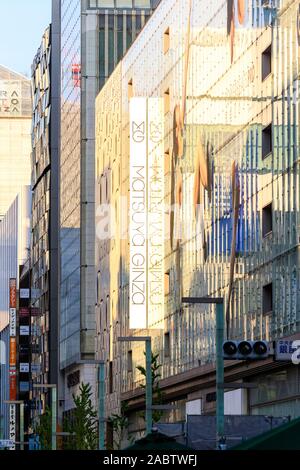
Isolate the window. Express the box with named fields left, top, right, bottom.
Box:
left=164, top=332, right=170, bottom=358
left=262, top=45, right=272, bottom=81
left=164, top=271, right=170, bottom=295
left=262, top=202, right=272, bottom=237
left=262, top=124, right=272, bottom=159
left=163, top=27, right=170, bottom=54
left=263, top=283, right=273, bottom=315
left=164, top=148, right=170, bottom=174
left=109, top=361, right=113, bottom=394
left=128, top=350, right=133, bottom=372
left=164, top=88, right=170, bottom=114
left=128, top=79, right=133, bottom=100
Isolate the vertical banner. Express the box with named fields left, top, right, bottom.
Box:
left=130, top=98, right=148, bottom=329
left=9, top=279, right=17, bottom=446
left=129, top=98, right=165, bottom=330
left=9, top=405, right=16, bottom=450
left=147, top=98, right=164, bottom=328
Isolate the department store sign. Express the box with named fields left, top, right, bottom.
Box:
left=0, top=81, right=21, bottom=116
left=129, top=97, right=164, bottom=329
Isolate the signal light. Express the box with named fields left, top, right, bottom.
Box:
left=223, top=340, right=269, bottom=360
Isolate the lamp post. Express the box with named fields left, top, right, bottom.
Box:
left=33, top=384, right=57, bottom=450
left=118, top=336, right=152, bottom=435
left=4, top=400, right=24, bottom=450
left=182, top=297, right=225, bottom=449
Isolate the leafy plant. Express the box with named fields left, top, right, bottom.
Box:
left=108, top=402, right=133, bottom=450
left=63, top=382, right=98, bottom=450
left=35, top=406, right=52, bottom=450
left=137, top=352, right=164, bottom=423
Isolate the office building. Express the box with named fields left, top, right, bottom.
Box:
left=0, top=65, right=31, bottom=220
left=30, top=0, right=61, bottom=419
left=95, top=0, right=300, bottom=445
left=0, top=187, right=31, bottom=442
left=59, top=0, right=158, bottom=413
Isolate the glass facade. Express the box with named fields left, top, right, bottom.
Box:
left=31, top=26, right=51, bottom=390
left=95, top=0, right=300, bottom=422
left=60, top=0, right=156, bottom=370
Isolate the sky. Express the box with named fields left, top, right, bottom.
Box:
left=0, top=0, right=51, bottom=78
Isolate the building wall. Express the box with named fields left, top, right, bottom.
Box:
left=59, top=1, right=157, bottom=413
left=0, top=187, right=31, bottom=438
left=95, top=0, right=300, bottom=425
left=0, top=66, right=31, bottom=220
left=31, top=0, right=62, bottom=416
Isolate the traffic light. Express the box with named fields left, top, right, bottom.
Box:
left=223, top=340, right=269, bottom=360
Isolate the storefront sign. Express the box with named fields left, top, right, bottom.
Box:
left=9, top=279, right=17, bottom=309
left=19, top=307, right=30, bottom=318
left=0, top=81, right=21, bottom=116
left=129, top=98, right=164, bottom=329
left=9, top=338, right=16, bottom=366
left=19, top=288, right=30, bottom=299
left=9, top=404, right=16, bottom=450
left=20, top=325, right=30, bottom=336
left=20, top=363, right=30, bottom=373
left=9, top=308, right=16, bottom=336
left=275, top=339, right=300, bottom=363
left=9, top=368, right=17, bottom=401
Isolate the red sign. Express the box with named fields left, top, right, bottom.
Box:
left=19, top=307, right=30, bottom=317
left=31, top=307, right=40, bottom=317
left=9, top=368, right=17, bottom=401
left=9, top=279, right=17, bottom=309
left=9, top=338, right=17, bottom=366
left=72, top=64, right=81, bottom=87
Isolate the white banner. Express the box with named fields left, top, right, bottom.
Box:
left=9, top=404, right=16, bottom=451
left=9, top=308, right=16, bottom=337
left=130, top=98, right=148, bottom=329
left=147, top=98, right=164, bottom=328
left=129, top=98, right=164, bottom=329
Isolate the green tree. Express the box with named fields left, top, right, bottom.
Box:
left=108, top=402, right=133, bottom=450
left=35, top=406, right=52, bottom=450
left=136, top=352, right=164, bottom=423
left=64, top=382, right=98, bottom=450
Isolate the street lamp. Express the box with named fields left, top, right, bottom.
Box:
left=182, top=296, right=225, bottom=450
left=33, top=384, right=57, bottom=450
left=118, top=336, right=152, bottom=435
left=4, top=400, right=24, bottom=450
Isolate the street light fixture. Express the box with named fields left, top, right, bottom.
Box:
left=182, top=296, right=225, bottom=450
left=4, top=400, right=24, bottom=450
left=33, top=384, right=57, bottom=450
left=118, top=336, right=152, bottom=435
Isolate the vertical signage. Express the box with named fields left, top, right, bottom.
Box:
left=129, top=98, right=164, bottom=329
left=9, top=279, right=17, bottom=446
left=147, top=98, right=164, bottom=328
left=130, top=98, right=148, bottom=329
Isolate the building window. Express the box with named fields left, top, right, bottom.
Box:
left=262, top=45, right=272, bottom=81
left=163, top=27, right=170, bottom=54
left=128, top=350, right=133, bottom=372
left=109, top=361, right=113, bottom=394
left=164, top=148, right=170, bottom=174
left=262, top=202, right=272, bottom=237
left=262, top=124, right=272, bottom=159
left=164, top=332, right=170, bottom=358
left=165, top=271, right=170, bottom=295
left=164, top=88, right=170, bottom=114
left=128, top=79, right=133, bottom=100
left=263, top=283, right=273, bottom=315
